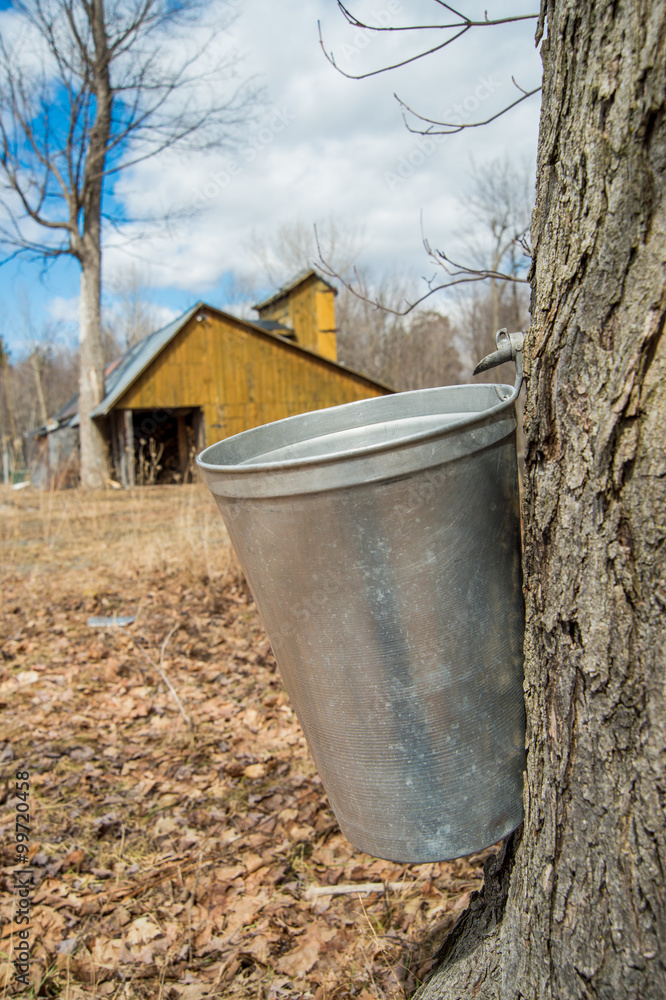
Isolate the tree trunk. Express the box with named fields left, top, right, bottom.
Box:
left=31, top=352, right=48, bottom=427
left=77, top=0, right=113, bottom=490
left=2, top=356, right=18, bottom=445
left=78, top=246, right=109, bottom=489
left=416, top=2, right=666, bottom=998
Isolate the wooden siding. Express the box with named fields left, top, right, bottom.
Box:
left=255, top=274, right=337, bottom=360
left=114, top=309, right=388, bottom=446
left=315, top=284, right=337, bottom=360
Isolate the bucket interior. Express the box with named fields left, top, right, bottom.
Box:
left=238, top=411, right=471, bottom=465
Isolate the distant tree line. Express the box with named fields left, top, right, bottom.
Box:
left=0, top=333, right=77, bottom=476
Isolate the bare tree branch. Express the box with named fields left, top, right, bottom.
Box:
left=316, top=235, right=527, bottom=321
left=318, top=2, right=539, bottom=81
left=395, top=85, right=542, bottom=136
left=315, top=3, right=538, bottom=334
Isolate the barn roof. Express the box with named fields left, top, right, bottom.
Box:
left=90, top=303, right=201, bottom=418
left=253, top=269, right=337, bottom=312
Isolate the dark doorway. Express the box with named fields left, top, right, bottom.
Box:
left=129, top=407, right=203, bottom=485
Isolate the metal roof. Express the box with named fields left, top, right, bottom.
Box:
left=90, top=303, right=202, bottom=418
left=253, top=319, right=294, bottom=334
left=253, top=269, right=337, bottom=313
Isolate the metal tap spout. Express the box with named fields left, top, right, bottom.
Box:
left=473, top=329, right=525, bottom=395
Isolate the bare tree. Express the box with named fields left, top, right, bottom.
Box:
left=247, top=215, right=364, bottom=290
left=0, top=317, right=78, bottom=480
left=459, top=157, right=532, bottom=330
left=104, top=262, right=161, bottom=351
left=454, top=283, right=529, bottom=380
left=0, top=0, right=258, bottom=487
left=0, top=334, right=22, bottom=476
left=443, top=156, right=533, bottom=384
left=335, top=269, right=463, bottom=389
left=339, top=269, right=410, bottom=383
left=16, top=292, right=66, bottom=424
left=390, top=309, right=463, bottom=389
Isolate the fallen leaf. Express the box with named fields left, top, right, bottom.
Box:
left=243, top=762, right=266, bottom=779
left=214, top=864, right=245, bottom=882
left=224, top=893, right=267, bottom=936
left=169, top=986, right=211, bottom=1000
left=276, top=926, right=337, bottom=977
left=91, top=937, right=123, bottom=968
left=17, top=670, right=40, bottom=685
left=64, top=848, right=85, bottom=868
left=242, top=852, right=265, bottom=874
left=154, top=816, right=180, bottom=837
left=125, top=915, right=162, bottom=946
left=242, top=932, right=273, bottom=964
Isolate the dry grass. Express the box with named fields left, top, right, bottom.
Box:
left=0, top=483, right=240, bottom=596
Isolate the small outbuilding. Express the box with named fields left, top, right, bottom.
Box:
left=29, top=271, right=392, bottom=487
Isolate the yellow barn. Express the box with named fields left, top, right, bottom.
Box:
left=82, top=270, right=392, bottom=486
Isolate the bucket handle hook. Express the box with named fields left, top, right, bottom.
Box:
left=473, top=329, right=524, bottom=397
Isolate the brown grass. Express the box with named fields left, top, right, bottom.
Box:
left=0, top=482, right=233, bottom=585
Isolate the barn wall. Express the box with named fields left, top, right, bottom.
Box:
left=255, top=275, right=337, bottom=360
left=28, top=425, right=79, bottom=489
left=314, top=285, right=337, bottom=361
left=114, top=311, right=388, bottom=446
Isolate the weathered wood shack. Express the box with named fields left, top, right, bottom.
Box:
left=29, top=271, right=392, bottom=486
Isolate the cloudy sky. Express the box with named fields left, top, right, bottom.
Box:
left=0, top=0, right=543, bottom=351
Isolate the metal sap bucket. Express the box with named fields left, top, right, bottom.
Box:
left=197, top=334, right=526, bottom=863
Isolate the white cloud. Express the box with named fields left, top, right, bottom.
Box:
left=152, top=304, right=182, bottom=329
left=109, top=0, right=542, bottom=299
left=48, top=296, right=80, bottom=325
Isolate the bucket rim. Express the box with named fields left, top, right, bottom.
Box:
left=196, top=381, right=517, bottom=476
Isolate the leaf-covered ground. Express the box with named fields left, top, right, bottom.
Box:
left=0, top=485, right=497, bottom=1000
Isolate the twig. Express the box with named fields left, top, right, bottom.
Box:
left=305, top=881, right=416, bottom=899
left=128, top=626, right=192, bottom=729
left=396, top=86, right=542, bottom=136
left=423, top=240, right=530, bottom=283
left=187, top=849, right=204, bottom=960
left=316, top=240, right=527, bottom=319
left=318, top=4, right=539, bottom=81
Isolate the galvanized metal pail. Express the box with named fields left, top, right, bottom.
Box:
left=198, top=377, right=525, bottom=863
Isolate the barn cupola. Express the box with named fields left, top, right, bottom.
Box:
left=253, top=270, right=338, bottom=361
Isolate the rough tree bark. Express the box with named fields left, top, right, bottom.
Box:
left=78, top=244, right=108, bottom=489
left=416, top=1, right=665, bottom=998
left=73, top=0, right=113, bottom=489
